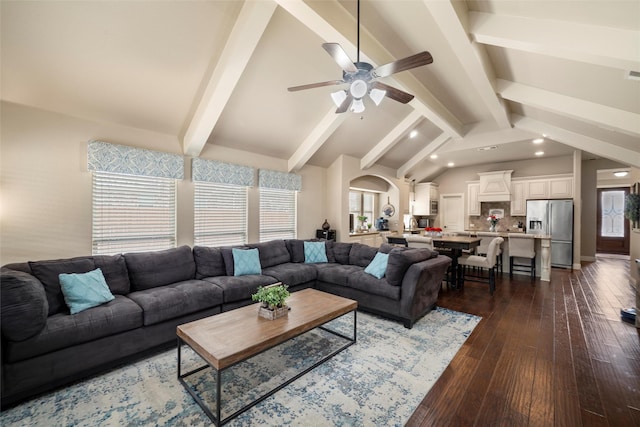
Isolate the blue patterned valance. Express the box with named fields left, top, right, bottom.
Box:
left=258, top=169, right=302, bottom=191
left=87, top=140, right=184, bottom=179
left=191, top=158, right=254, bottom=186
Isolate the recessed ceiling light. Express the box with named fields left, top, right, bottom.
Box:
left=447, top=162, right=455, bottom=167
left=535, top=151, right=544, bottom=156
left=409, top=130, right=418, bottom=138
left=533, top=138, right=544, bottom=144
left=614, top=171, right=629, bottom=177
left=430, top=154, right=438, bottom=159
left=478, top=146, right=497, bottom=151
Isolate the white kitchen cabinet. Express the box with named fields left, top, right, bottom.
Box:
left=549, top=177, right=573, bottom=198
left=510, top=181, right=526, bottom=216
left=526, top=180, right=549, bottom=199
left=413, top=182, right=439, bottom=215
left=467, top=182, right=481, bottom=216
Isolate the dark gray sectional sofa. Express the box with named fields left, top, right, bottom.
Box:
left=1, top=239, right=451, bottom=406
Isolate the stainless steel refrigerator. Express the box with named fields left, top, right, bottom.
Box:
left=526, top=199, right=574, bottom=269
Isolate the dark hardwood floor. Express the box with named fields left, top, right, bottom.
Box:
left=407, top=257, right=640, bottom=427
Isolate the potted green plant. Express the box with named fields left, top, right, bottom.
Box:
left=252, top=283, right=290, bottom=319
left=624, top=193, right=640, bottom=227
left=357, top=215, right=368, bottom=232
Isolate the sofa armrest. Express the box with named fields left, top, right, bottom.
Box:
left=398, top=255, right=451, bottom=326
left=1, top=268, right=49, bottom=342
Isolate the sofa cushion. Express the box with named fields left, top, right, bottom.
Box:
left=125, top=246, right=196, bottom=291
left=348, top=271, right=401, bottom=300
left=248, top=240, right=291, bottom=268
left=3, top=295, right=142, bottom=362
left=59, top=268, right=115, bottom=315
left=92, top=254, right=131, bottom=295
left=304, top=241, right=328, bottom=263
left=193, top=246, right=227, bottom=279
left=204, top=275, right=278, bottom=304
left=348, top=243, right=378, bottom=268
left=332, top=242, right=352, bottom=265
left=1, top=268, right=48, bottom=342
left=364, top=252, right=389, bottom=279
left=386, top=247, right=437, bottom=287
left=315, top=264, right=363, bottom=287
left=220, top=246, right=247, bottom=276
left=232, top=248, right=262, bottom=276
left=127, top=280, right=223, bottom=326
left=29, top=258, right=96, bottom=316
left=286, top=239, right=336, bottom=264
left=262, top=263, right=318, bottom=287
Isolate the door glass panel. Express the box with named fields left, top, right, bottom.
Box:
left=601, top=190, right=625, bottom=237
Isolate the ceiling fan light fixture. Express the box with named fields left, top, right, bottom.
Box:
left=351, top=98, right=365, bottom=113
left=331, top=90, right=347, bottom=108
left=350, top=80, right=368, bottom=99
left=369, top=88, right=386, bottom=106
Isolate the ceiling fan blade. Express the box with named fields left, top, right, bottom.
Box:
left=287, top=80, right=344, bottom=92
left=373, top=82, right=414, bottom=104
left=322, top=43, right=358, bottom=73
left=372, top=51, right=433, bottom=78
left=336, top=93, right=353, bottom=113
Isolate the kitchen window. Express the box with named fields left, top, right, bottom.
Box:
left=349, top=190, right=375, bottom=225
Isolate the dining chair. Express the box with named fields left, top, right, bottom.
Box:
left=476, top=231, right=503, bottom=273
left=404, top=235, right=434, bottom=250
left=457, top=237, right=504, bottom=295
left=508, top=233, right=536, bottom=279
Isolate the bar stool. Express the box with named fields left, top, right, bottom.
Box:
left=457, top=237, right=504, bottom=295
left=476, top=231, right=503, bottom=274
left=508, top=233, right=536, bottom=279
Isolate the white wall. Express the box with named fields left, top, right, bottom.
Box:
left=0, top=102, right=327, bottom=264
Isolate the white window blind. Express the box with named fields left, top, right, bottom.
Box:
left=92, top=171, right=176, bottom=255
left=259, top=188, right=297, bottom=241
left=194, top=182, right=248, bottom=246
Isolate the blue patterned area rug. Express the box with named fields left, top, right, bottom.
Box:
left=1, top=308, right=480, bottom=426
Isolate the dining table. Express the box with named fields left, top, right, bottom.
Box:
left=431, top=235, right=481, bottom=289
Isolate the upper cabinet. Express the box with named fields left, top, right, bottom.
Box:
left=549, top=177, right=573, bottom=198
left=413, top=182, right=439, bottom=215
left=467, top=182, right=481, bottom=216
left=526, top=179, right=549, bottom=199
left=510, top=181, right=526, bottom=216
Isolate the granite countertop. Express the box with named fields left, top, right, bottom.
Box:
left=349, top=231, right=381, bottom=237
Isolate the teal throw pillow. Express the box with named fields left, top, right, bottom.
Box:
left=304, top=241, right=328, bottom=264
left=233, top=248, right=262, bottom=276
left=59, top=268, right=115, bottom=315
left=364, top=252, right=389, bottom=279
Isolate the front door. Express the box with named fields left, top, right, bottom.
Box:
left=440, top=193, right=464, bottom=232
left=596, top=187, right=630, bottom=254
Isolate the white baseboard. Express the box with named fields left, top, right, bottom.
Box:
left=572, top=263, right=582, bottom=270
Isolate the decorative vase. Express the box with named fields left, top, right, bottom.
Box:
left=490, top=223, right=496, bottom=232
left=322, top=219, right=331, bottom=231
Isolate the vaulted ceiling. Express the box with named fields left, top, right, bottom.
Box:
left=2, top=0, right=639, bottom=181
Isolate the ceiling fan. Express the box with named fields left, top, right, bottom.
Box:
left=287, top=0, right=433, bottom=114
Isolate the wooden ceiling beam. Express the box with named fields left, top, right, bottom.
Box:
left=182, top=1, right=277, bottom=157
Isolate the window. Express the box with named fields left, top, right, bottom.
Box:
left=349, top=190, right=376, bottom=225
left=194, top=182, right=247, bottom=246
left=92, top=171, right=176, bottom=255
left=260, top=188, right=297, bottom=241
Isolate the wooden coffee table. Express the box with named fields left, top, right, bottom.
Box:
left=176, top=288, right=357, bottom=426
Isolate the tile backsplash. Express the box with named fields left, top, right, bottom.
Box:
left=468, top=202, right=525, bottom=232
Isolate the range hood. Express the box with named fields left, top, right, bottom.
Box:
left=477, top=170, right=513, bottom=202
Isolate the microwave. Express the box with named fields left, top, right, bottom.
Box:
left=430, top=200, right=438, bottom=215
